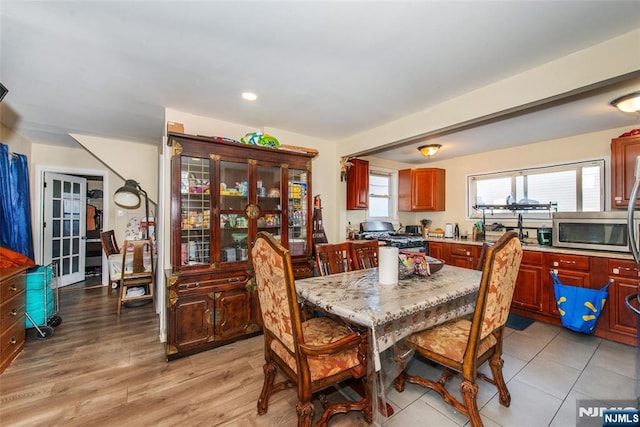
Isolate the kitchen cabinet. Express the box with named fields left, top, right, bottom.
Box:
left=545, top=253, right=590, bottom=316
left=448, top=243, right=478, bottom=269
left=428, top=241, right=446, bottom=260
left=611, top=132, right=640, bottom=209
left=512, top=251, right=544, bottom=312
left=165, top=133, right=316, bottom=359
left=346, top=158, right=369, bottom=210
left=603, top=258, right=638, bottom=340
left=425, top=238, right=636, bottom=346
left=398, top=168, right=445, bottom=211
left=1, top=267, right=27, bottom=374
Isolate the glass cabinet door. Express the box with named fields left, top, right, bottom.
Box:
left=180, top=156, right=211, bottom=266
left=256, top=165, right=283, bottom=247
left=219, top=161, right=250, bottom=263
left=288, top=168, right=308, bottom=256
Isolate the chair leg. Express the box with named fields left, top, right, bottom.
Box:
left=258, top=362, right=276, bottom=415
left=394, top=371, right=406, bottom=392
left=460, top=380, right=482, bottom=427
left=117, top=283, right=125, bottom=316
left=295, top=400, right=314, bottom=427
left=489, top=354, right=511, bottom=407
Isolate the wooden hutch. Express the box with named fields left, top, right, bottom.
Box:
left=165, top=133, right=316, bottom=359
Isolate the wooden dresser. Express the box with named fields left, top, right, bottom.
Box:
left=0, top=267, right=27, bottom=374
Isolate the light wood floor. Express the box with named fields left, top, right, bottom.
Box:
left=0, top=286, right=369, bottom=426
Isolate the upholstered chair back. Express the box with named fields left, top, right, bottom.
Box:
left=252, top=232, right=297, bottom=353
left=477, top=232, right=523, bottom=341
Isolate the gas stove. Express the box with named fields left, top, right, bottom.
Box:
left=358, top=221, right=425, bottom=249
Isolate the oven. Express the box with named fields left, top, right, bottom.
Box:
left=357, top=221, right=426, bottom=252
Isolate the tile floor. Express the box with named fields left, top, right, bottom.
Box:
left=376, top=321, right=638, bottom=426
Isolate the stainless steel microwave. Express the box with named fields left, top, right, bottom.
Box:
left=552, top=211, right=637, bottom=253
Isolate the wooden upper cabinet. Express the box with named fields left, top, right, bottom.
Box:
left=611, top=132, right=640, bottom=209
left=398, top=168, right=445, bottom=211
left=346, top=158, right=369, bottom=210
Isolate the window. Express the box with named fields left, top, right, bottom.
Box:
left=368, top=169, right=397, bottom=220
left=468, top=159, right=605, bottom=218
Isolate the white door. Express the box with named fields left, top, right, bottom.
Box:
left=43, top=172, right=87, bottom=287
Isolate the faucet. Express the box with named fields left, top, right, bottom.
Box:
left=517, top=213, right=524, bottom=240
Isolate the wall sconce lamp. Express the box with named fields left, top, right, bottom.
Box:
left=114, top=179, right=150, bottom=239
left=611, top=91, right=640, bottom=113
left=418, top=144, right=442, bottom=158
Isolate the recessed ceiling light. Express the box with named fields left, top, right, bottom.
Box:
left=242, top=92, right=257, bottom=101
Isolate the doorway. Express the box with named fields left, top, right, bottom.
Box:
left=35, top=166, right=109, bottom=288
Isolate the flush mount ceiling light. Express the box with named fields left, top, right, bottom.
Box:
left=418, top=144, right=442, bottom=158
left=611, top=91, right=640, bottom=113
left=242, top=92, right=257, bottom=101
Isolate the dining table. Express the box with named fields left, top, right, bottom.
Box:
left=294, top=264, right=482, bottom=424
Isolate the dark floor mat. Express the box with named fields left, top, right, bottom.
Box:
left=506, top=313, right=535, bottom=330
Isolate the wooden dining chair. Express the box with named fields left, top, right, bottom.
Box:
left=252, top=232, right=371, bottom=426
left=100, top=230, right=121, bottom=295
left=394, top=231, right=522, bottom=427
left=314, top=242, right=353, bottom=276
left=349, top=240, right=379, bottom=270
left=118, top=239, right=155, bottom=316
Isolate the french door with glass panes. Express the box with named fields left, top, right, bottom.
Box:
left=43, top=172, right=87, bottom=286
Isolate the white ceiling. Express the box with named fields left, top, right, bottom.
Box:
left=1, top=1, right=640, bottom=164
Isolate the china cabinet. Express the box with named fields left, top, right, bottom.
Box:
left=398, top=168, right=445, bottom=211
left=165, top=133, right=316, bottom=359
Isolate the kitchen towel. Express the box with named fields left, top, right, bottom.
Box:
left=379, top=246, right=399, bottom=285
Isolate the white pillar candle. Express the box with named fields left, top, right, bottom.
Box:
left=378, top=246, right=399, bottom=285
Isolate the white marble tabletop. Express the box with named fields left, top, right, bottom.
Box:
left=295, top=265, right=481, bottom=370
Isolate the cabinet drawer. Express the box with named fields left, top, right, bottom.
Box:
left=1, top=273, right=26, bottom=302
left=450, top=244, right=474, bottom=257
left=292, top=259, right=313, bottom=279
left=607, top=259, right=639, bottom=278
left=546, top=253, right=589, bottom=271
left=0, top=316, right=25, bottom=360
left=175, top=274, right=249, bottom=294
left=0, top=290, right=25, bottom=328
left=522, top=251, right=543, bottom=265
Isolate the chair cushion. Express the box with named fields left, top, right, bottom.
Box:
left=271, top=317, right=362, bottom=382
left=406, top=318, right=497, bottom=363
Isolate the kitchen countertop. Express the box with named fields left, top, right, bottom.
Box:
left=423, top=236, right=635, bottom=260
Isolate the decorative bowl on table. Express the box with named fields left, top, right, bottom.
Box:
left=399, top=251, right=445, bottom=277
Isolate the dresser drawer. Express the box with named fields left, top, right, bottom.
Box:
left=1, top=273, right=26, bottom=302
left=0, top=315, right=25, bottom=364
left=0, top=290, right=25, bottom=328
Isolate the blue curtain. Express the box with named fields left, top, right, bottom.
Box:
left=0, top=143, right=34, bottom=259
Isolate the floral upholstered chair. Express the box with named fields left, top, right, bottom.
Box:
left=394, top=231, right=522, bottom=427
left=252, top=232, right=371, bottom=426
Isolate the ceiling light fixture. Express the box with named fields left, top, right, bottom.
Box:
left=242, top=92, right=257, bottom=101
left=611, top=91, right=640, bottom=113
left=418, top=144, right=442, bottom=158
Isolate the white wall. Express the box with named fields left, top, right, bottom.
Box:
left=1, top=123, right=32, bottom=156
